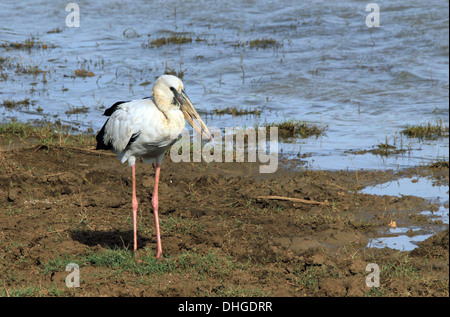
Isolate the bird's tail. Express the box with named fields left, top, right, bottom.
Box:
left=95, top=120, right=112, bottom=150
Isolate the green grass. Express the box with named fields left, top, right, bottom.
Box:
left=34, top=247, right=265, bottom=296
left=15, top=64, right=45, bottom=75
left=1, top=98, right=30, bottom=110
left=363, top=253, right=434, bottom=296
left=231, top=38, right=282, bottom=49
left=2, top=205, right=25, bottom=216
left=0, top=56, right=47, bottom=76
left=0, top=121, right=41, bottom=137
left=212, top=106, right=261, bottom=116
left=144, top=34, right=192, bottom=48
left=40, top=248, right=172, bottom=276
left=40, top=254, right=73, bottom=275
left=263, top=119, right=328, bottom=139
left=40, top=247, right=242, bottom=279
left=0, top=121, right=95, bottom=148
left=402, top=120, right=449, bottom=140
left=1, top=35, right=54, bottom=50
left=373, top=137, right=407, bottom=156
left=248, top=38, right=281, bottom=49
left=161, top=217, right=204, bottom=235
left=65, top=105, right=90, bottom=115
left=1, top=286, right=41, bottom=297
left=292, top=264, right=342, bottom=292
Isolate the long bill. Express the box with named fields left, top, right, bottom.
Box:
left=178, top=90, right=213, bottom=141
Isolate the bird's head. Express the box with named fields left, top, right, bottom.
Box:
left=153, top=75, right=213, bottom=141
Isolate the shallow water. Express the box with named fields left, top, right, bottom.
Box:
left=0, top=0, right=448, bottom=170
left=361, top=176, right=449, bottom=250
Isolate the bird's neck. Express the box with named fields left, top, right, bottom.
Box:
left=152, top=92, right=185, bottom=130
left=156, top=100, right=185, bottom=130
left=165, top=107, right=185, bottom=128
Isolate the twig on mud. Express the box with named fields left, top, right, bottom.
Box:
left=257, top=195, right=329, bottom=206
left=3, top=280, right=10, bottom=297
left=6, top=143, right=116, bottom=157
left=120, top=236, right=127, bottom=250
left=62, top=146, right=116, bottom=156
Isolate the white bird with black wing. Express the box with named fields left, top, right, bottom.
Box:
left=96, top=75, right=212, bottom=259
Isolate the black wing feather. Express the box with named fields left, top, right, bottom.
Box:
left=95, top=119, right=112, bottom=150
left=127, top=131, right=141, bottom=148
left=96, top=100, right=129, bottom=150
left=103, top=101, right=129, bottom=116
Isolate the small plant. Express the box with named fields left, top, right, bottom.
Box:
left=15, top=64, right=45, bottom=75
left=1, top=98, right=30, bottom=110
left=164, top=66, right=185, bottom=79
left=212, top=106, right=261, bottom=116
left=401, top=120, right=449, bottom=140
left=428, top=159, right=449, bottom=169
left=0, top=121, right=95, bottom=148
left=143, top=34, right=192, bottom=48
left=263, top=119, right=328, bottom=139
left=47, top=27, right=63, bottom=34
left=1, top=34, right=54, bottom=50
left=231, top=38, right=282, bottom=49
left=248, top=38, right=281, bottom=49
left=65, top=105, right=90, bottom=115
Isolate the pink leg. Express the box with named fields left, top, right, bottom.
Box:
left=131, top=164, right=138, bottom=251
left=152, top=163, right=162, bottom=259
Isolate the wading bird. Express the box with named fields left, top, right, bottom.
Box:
left=96, top=75, right=212, bottom=259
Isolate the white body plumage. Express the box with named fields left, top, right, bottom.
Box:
left=101, top=98, right=185, bottom=166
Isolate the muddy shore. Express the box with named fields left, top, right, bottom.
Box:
left=0, top=136, right=448, bottom=297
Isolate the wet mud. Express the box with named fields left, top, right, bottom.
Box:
left=0, top=141, right=448, bottom=296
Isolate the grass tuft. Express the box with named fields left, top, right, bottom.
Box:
left=1, top=35, right=54, bottom=50
left=263, top=119, right=328, bottom=139
left=1, top=98, right=30, bottom=110
left=248, top=38, right=281, bottom=49
left=0, top=121, right=95, bottom=148
left=212, top=106, right=261, bottom=116
left=401, top=120, right=449, bottom=140
left=428, top=159, right=449, bottom=169
left=144, top=34, right=192, bottom=48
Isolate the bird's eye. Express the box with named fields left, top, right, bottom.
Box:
left=170, top=86, right=176, bottom=92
